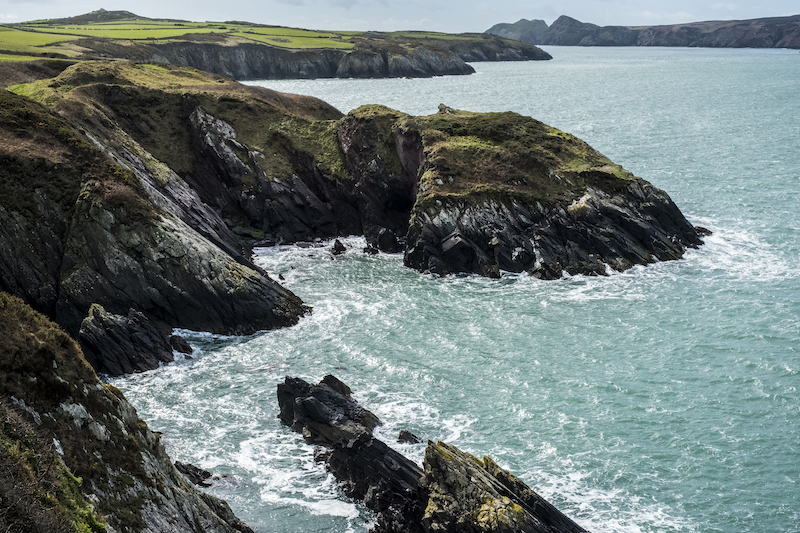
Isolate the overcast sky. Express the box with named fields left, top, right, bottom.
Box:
left=1, top=0, right=797, bottom=33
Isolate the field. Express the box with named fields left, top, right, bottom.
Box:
left=0, top=17, right=359, bottom=57
left=0, top=26, right=81, bottom=59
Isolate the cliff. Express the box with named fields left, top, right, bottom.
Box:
left=278, top=375, right=589, bottom=533
left=486, top=14, right=800, bottom=49
left=1, top=64, right=307, bottom=375
left=3, top=60, right=704, bottom=375
left=77, top=34, right=550, bottom=80
left=0, top=292, right=253, bottom=533
left=4, top=10, right=550, bottom=81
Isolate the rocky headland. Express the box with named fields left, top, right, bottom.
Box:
left=486, top=14, right=800, bottom=49
left=0, top=58, right=706, bottom=532
left=2, top=59, right=705, bottom=376
left=278, top=375, right=590, bottom=533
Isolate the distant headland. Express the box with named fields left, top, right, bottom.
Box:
left=0, top=9, right=550, bottom=80
left=486, top=14, right=800, bottom=49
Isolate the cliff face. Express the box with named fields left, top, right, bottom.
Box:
left=74, top=34, right=550, bottom=81
left=338, top=105, right=705, bottom=278
left=487, top=14, right=800, bottom=49
left=148, top=41, right=474, bottom=80
left=0, top=292, right=253, bottom=533
left=1, top=65, right=307, bottom=376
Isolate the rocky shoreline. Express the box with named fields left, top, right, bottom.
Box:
left=0, top=58, right=706, bottom=532
left=278, top=375, right=590, bottom=533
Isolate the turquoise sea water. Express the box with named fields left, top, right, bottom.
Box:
left=112, top=47, right=800, bottom=533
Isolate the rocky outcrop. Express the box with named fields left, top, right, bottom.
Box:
left=337, top=105, right=706, bottom=278
left=0, top=67, right=307, bottom=376
left=487, top=14, right=800, bottom=49
left=278, top=375, right=589, bottom=533
left=0, top=292, right=254, bottom=533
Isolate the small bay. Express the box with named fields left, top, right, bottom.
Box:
left=112, top=47, right=800, bottom=533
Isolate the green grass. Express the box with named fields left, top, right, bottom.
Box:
left=2, top=15, right=495, bottom=57
left=231, top=30, right=355, bottom=49
left=0, top=26, right=81, bottom=54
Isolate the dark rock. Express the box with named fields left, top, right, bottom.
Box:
left=376, top=227, right=402, bottom=253
left=278, top=376, right=425, bottom=533
left=363, top=245, right=380, bottom=255
left=175, top=461, right=213, bottom=487
left=422, top=442, right=589, bottom=533
left=1, top=292, right=255, bottom=533
left=332, top=239, right=347, bottom=255
left=398, top=430, right=421, bottom=444
left=78, top=304, right=174, bottom=375
left=278, top=376, right=590, bottom=533
left=170, top=334, right=194, bottom=354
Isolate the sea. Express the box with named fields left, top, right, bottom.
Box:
left=110, top=47, right=800, bottom=533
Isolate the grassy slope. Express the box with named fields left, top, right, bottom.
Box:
left=347, top=104, right=637, bottom=212
left=8, top=60, right=348, bottom=188
left=0, top=10, right=533, bottom=62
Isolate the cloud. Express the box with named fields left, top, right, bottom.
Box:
left=0, top=14, right=19, bottom=19
left=712, top=3, right=737, bottom=10
left=277, top=0, right=306, bottom=5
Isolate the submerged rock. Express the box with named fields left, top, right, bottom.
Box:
left=278, top=375, right=589, bottom=533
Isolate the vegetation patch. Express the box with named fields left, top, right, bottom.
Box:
left=406, top=108, right=639, bottom=210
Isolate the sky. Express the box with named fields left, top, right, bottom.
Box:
left=0, top=0, right=797, bottom=33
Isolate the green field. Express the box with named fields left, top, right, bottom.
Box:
left=0, top=26, right=81, bottom=57
left=0, top=11, right=503, bottom=62
left=4, top=18, right=359, bottom=50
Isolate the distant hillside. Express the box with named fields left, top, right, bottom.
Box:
left=1, top=10, right=550, bottom=79
left=487, top=14, right=800, bottom=49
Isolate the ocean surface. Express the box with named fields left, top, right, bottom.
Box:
left=111, top=47, right=800, bottom=533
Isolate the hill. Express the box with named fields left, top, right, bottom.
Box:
left=487, top=14, right=800, bottom=49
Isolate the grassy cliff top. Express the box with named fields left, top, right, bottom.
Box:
left=8, top=60, right=348, bottom=182
left=0, top=9, right=532, bottom=62
left=348, top=104, right=638, bottom=210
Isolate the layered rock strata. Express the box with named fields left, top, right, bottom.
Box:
left=278, top=375, right=589, bottom=533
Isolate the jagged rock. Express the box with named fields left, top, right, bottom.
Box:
left=170, top=334, right=194, bottom=354
left=0, top=81, right=308, bottom=376
left=422, top=442, right=588, bottom=533
left=78, top=304, right=174, bottom=375
left=398, top=430, right=421, bottom=444
left=0, top=292, right=254, bottom=533
left=337, top=105, right=705, bottom=279
left=176, top=461, right=213, bottom=487
left=278, top=376, right=589, bottom=533
left=278, top=376, right=426, bottom=533
left=332, top=239, right=347, bottom=255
